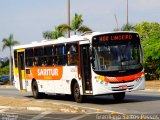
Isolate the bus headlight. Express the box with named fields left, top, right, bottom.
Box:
left=105, top=82, right=108, bottom=86
left=136, top=77, right=142, bottom=82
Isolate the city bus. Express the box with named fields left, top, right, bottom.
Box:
left=13, top=31, right=145, bottom=103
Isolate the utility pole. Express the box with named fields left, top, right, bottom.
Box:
left=67, top=0, right=70, bottom=38
left=126, top=0, right=128, bottom=26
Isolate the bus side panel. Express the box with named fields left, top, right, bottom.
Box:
left=25, top=79, right=54, bottom=93
left=14, top=67, right=21, bottom=90
left=25, top=66, right=82, bottom=95
left=53, top=66, right=82, bottom=95
left=25, top=79, right=32, bottom=92
left=64, top=66, right=83, bottom=95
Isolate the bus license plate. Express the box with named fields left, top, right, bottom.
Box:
left=119, top=85, right=127, bottom=89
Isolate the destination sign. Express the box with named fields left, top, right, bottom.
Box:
left=99, top=34, right=133, bottom=41
left=92, top=32, right=140, bottom=45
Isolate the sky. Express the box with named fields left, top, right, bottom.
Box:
left=0, top=0, right=160, bottom=57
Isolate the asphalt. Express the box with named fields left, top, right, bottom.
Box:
left=1, top=84, right=160, bottom=92
left=0, top=84, right=159, bottom=114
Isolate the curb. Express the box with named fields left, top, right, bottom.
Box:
left=0, top=106, right=53, bottom=112
left=0, top=85, right=15, bottom=88
left=0, top=105, right=121, bottom=115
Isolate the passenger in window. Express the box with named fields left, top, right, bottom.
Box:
left=52, top=58, right=55, bottom=66
left=70, top=45, right=76, bottom=53
left=42, top=59, right=47, bottom=66
left=68, top=44, right=78, bottom=65
left=67, top=51, right=71, bottom=64
left=33, top=57, right=38, bottom=66
left=26, top=59, right=32, bottom=67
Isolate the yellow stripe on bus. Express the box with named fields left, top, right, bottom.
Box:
left=17, top=49, right=25, bottom=52
left=21, top=70, right=25, bottom=80
left=14, top=68, right=19, bottom=77
left=21, top=89, right=27, bottom=93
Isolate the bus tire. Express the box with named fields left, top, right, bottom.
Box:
left=113, top=92, right=125, bottom=102
left=32, top=80, right=41, bottom=99
left=73, top=82, right=84, bottom=103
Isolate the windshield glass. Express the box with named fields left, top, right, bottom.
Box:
left=93, top=42, right=142, bottom=72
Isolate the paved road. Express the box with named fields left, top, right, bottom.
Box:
left=0, top=87, right=160, bottom=115
left=0, top=110, right=105, bottom=120
left=0, top=109, right=101, bottom=120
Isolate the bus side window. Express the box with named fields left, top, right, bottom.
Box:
left=25, top=48, right=34, bottom=67
left=34, top=47, right=44, bottom=66
left=66, top=43, right=78, bottom=65
left=55, top=45, right=66, bottom=65
left=44, top=45, right=55, bottom=66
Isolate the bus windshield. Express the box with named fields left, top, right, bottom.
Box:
left=93, top=41, right=142, bottom=74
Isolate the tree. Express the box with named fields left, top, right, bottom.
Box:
left=43, top=28, right=64, bottom=39
left=58, top=13, right=92, bottom=35
left=134, top=21, right=160, bottom=80
left=114, top=23, right=135, bottom=31
left=71, top=13, right=92, bottom=34
left=121, top=23, right=135, bottom=31
left=42, top=31, right=53, bottom=39
left=52, top=27, right=64, bottom=39
left=2, top=34, right=19, bottom=84
left=134, top=21, right=160, bottom=40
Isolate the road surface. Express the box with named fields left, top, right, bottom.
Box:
left=0, top=87, right=160, bottom=114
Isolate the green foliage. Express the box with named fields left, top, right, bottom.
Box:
left=121, top=23, right=135, bottom=31
left=2, top=34, right=19, bottom=84
left=57, top=24, right=71, bottom=33
left=134, top=21, right=160, bottom=80
left=0, top=65, right=9, bottom=76
left=2, top=34, right=19, bottom=50
left=52, top=27, right=64, bottom=39
left=43, top=31, right=53, bottom=39
left=56, top=13, right=92, bottom=35
left=0, top=59, right=9, bottom=68
left=114, top=23, right=135, bottom=31
left=134, top=21, right=160, bottom=40
left=43, top=28, right=64, bottom=39
left=71, top=13, right=83, bottom=31
left=77, top=25, right=92, bottom=34
left=43, top=13, right=92, bottom=38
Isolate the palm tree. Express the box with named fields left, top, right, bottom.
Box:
left=52, top=27, right=64, bottom=39
left=2, top=34, right=19, bottom=84
left=43, top=28, right=64, bottom=40
left=42, top=31, right=53, bottom=39
left=58, top=13, right=92, bottom=36
left=121, top=23, right=135, bottom=31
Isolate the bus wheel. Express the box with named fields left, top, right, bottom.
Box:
left=73, top=82, right=84, bottom=103
left=113, top=92, right=125, bottom=102
left=32, top=81, right=41, bottom=99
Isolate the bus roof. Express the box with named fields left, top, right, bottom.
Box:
left=13, top=31, right=138, bottom=50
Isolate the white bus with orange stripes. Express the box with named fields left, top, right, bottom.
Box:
left=13, top=31, right=145, bottom=103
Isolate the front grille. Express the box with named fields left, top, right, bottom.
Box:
left=110, top=80, right=134, bottom=84
left=111, top=85, right=134, bottom=91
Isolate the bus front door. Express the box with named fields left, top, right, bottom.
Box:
left=17, top=50, right=26, bottom=91
left=80, top=44, right=92, bottom=94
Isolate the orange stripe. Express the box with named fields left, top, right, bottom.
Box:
left=104, top=72, right=144, bottom=82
